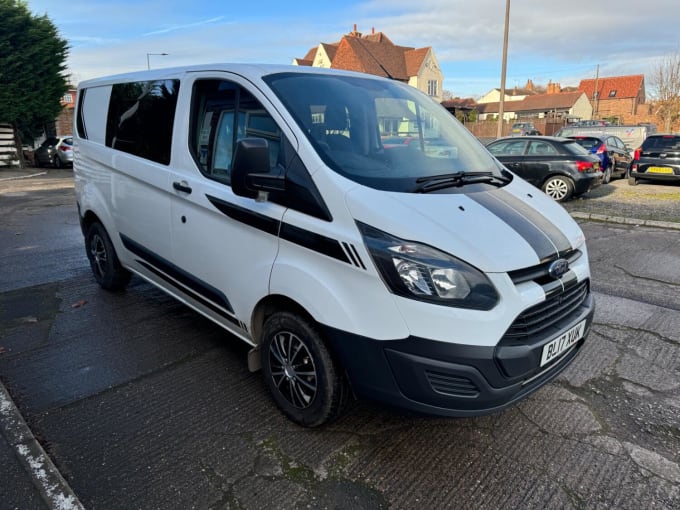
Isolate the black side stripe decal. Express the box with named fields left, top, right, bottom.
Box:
left=468, top=190, right=571, bottom=262
left=207, top=195, right=279, bottom=236
left=206, top=194, right=365, bottom=269
left=279, top=223, right=350, bottom=264
left=120, top=234, right=235, bottom=314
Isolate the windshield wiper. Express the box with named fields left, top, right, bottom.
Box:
left=413, top=171, right=511, bottom=193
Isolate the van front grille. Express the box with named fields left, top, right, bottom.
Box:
left=503, top=279, right=589, bottom=343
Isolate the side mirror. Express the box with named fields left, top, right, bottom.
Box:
left=231, top=138, right=285, bottom=199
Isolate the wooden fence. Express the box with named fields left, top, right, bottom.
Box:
left=0, top=124, right=19, bottom=167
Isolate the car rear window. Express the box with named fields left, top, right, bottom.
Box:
left=571, top=137, right=600, bottom=150
left=562, top=141, right=591, bottom=156
left=642, top=135, right=680, bottom=151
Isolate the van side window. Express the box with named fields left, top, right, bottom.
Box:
left=190, top=80, right=282, bottom=185
left=105, top=80, right=179, bottom=165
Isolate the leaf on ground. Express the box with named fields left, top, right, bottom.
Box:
left=71, top=300, right=87, bottom=308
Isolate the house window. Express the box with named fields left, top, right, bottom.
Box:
left=608, top=90, right=617, bottom=97
left=427, top=80, right=438, bottom=97
left=62, top=93, right=73, bottom=103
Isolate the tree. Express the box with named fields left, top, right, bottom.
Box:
left=650, top=50, right=680, bottom=132
left=0, top=0, right=68, bottom=166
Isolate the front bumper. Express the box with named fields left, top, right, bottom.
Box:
left=322, top=293, right=594, bottom=417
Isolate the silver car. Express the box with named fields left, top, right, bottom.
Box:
left=33, top=135, right=73, bottom=168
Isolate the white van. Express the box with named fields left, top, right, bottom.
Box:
left=73, top=64, right=594, bottom=426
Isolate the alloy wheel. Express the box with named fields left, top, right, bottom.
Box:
left=268, top=330, right=318, bottom=409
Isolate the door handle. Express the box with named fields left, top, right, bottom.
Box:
left=173, top=181, right=192, bottom=194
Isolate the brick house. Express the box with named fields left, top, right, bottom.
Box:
left=55, top=88, right=76, bottom=136
left=477, top=91, right=592, bottom=122
left=477, top=79, right=539, bottom=104
left=293, top=25, right=443, bottom=102
left=578, top=74, right=646, bottom=123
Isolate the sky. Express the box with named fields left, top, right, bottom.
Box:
left=25, top=0, right=680, bottom=99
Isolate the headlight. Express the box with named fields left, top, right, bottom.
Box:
left=358, top=222, right=499, bottom=310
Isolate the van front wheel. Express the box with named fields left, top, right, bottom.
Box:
left=261, top=311, right=349, bottom=427
left=85, top=222, right=131, bottom=291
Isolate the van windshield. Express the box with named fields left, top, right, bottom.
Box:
left=264, top=72, right=504, bottom=192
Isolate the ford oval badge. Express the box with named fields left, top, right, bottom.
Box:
left=548, top=259, right=569, bottom=279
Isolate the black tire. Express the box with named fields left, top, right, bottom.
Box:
left=34, top=156, right=41, bottom=168
left=54, top=155, right=62, bottom=169
left=85, top=222, right=131, bottom=291
left=261, top=311, right=350, bottom=427
left=628, top=171, right=638, bottom=185
left=542, top=175, right=574, bottom=202
left=603, top=164, right=613, bottom=184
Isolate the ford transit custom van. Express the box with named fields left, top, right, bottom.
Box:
left=74, top=64, right=594, bottom=426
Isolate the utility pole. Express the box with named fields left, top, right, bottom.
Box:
left=593, top=64, right=600, bottom=118
left=497, top=0, right=511, bottom=138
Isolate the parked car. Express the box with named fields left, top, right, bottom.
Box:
left=555, top=125, right=653, bottom=155
left=566, top=134, right=632, bottom=183
left=628, top=134, right=680, bottom=185
left=486, top=136, right=603, bottom=202
left=510, top=122, right=541, bottom=136
left=33, top=135, right=73, bottom=168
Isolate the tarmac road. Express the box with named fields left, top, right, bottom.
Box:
left=1, top=170, right=679, bottom=510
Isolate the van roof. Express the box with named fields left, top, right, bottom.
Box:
left=77, top=63, right=384, bottom=89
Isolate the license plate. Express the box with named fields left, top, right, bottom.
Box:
left=647, top=166, right=674, bottom=174
left=540, top=320, right=586, bottom=367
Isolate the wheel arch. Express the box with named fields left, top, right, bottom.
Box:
left=250, top=294, right=315, bottom=347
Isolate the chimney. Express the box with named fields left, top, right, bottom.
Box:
left=525, top=79, right=534, bottom=91
left=350, top=23, right=361, bottom=37
left=372, top=27, right=375, bottom=34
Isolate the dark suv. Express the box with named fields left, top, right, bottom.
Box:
left=628, top=134, right=680, bottom=185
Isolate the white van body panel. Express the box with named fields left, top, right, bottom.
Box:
left=270, top=207, right=411, bottom=340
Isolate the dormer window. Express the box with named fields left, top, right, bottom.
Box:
left=608, top=90, right=617, bottom=97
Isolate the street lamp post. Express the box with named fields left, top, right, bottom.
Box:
left=146, top=52, right=168, bottom=70
left=497, top=0, right=510, bottom=138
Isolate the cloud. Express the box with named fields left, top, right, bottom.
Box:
left=143, top=16, right=227, bottom=37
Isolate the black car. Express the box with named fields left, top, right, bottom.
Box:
left=628, top=134, right=680, bottom=186
left=566, top=134, right=633, bottom=183
left=486, top=136, right=603, bottom=202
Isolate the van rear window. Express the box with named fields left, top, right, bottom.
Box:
left=105, top=79, right=180, bottom=165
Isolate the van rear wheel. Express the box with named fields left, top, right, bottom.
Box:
left=261, top=311, right=349, bottom=427
left=85, top=222, right=131, bottom=291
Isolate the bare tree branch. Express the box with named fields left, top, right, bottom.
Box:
left=650, top=50, right=680, bottom=131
